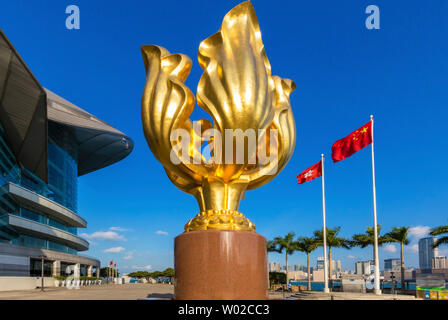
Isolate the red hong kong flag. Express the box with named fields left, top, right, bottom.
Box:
left=114, top=264, right=117, bottom=268
left=332, top=121, right=372, bottom=163
left=297, top=161, right=322, bottom=184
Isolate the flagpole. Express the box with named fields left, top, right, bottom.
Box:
left=370, top=115, right=381, bottom=295
left=321, top=154, right=330, bottom=293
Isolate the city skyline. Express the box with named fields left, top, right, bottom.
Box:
left=270, top=238, right=447, bottom=274
left=1, top=1, right=447, bottom=273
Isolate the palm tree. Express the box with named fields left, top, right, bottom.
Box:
left=268, top=232, right=298, bottom=284
left=313, top=226, right=351, bottom=282
left=351, top=225, right=390, bottom=262
left=296, top=237, right=319, bottom=291
left=384, top=226, right=410, bottom=291
left=430, top=225, right=448, bottom=248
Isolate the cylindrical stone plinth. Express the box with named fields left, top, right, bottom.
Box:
left=174, top=230, right=268, bottom=300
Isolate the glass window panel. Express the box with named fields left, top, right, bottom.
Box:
left=48, top=240, right=67, bottom=252
left=21, top=208, right=41, bottom=223
left=30, top=259, right=52, bottom=277
left=47, top=122, right=78, bottom=212
left=10, top=234, right=78, bottom=255
left=18, top=206, right=77, bottom=235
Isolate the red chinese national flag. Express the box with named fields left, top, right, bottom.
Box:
left=297, top=161, right=322, bottom=184
left=109, top=261, right=113, bottom=266
left=332, top=121, right=372, bottom=163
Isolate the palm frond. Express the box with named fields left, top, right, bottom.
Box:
left=313, top=226, right=351, bottom=249
left=268, top=232, right=297, bottom=254
left=296, top=237, right=319, bottom=253
left=384, top=226, right=410, bottom=245
left=267, top=240, right=280, bottom=253
left=351, top=225, right=386, bottom=248
left=430, top=226, right=448, bottom=236
left=433, top=236, right=448, bottom=248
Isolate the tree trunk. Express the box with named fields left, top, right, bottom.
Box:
left=285, top=253, right=289, bottom=286
left=328, top=248, right=332, bottom=290
left=307, top=252, right=311, bottom=291
left=400, top=242, right=405, bottom=291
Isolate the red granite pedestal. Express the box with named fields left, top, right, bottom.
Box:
left=174, top=230, right=268, bottom=300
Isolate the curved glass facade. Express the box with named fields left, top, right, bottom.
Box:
left=0, top=126, right=20, bottom=187
left=9, top=234, right=77, bottom=255
left=48, top=122, right=78, bottom=212
left=17, top=206, right=77, bottom=235
left=17, top=122, right=79, bottom=212
left=0, top=122, right=81, bottom=254
left=0, top=125, right=22, bottom=226
left=20, top=169, right=50, bottom=199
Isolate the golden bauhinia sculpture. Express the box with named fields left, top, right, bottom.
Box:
left=141, top=1, right=296, bottom=232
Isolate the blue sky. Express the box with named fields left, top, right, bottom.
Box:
left=1, top=0, right=447, bottom=272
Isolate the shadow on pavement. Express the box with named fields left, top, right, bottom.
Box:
left=146, top=293, right=174, bottom=299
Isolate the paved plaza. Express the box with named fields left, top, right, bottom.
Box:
left=0, top=283, right=174, bottom=300
left=0, top=283, right=419, bottom=300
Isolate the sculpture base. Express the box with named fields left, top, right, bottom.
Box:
left=174, top=230, right=268, bottom=300
left=184, top=210, right=255, bottom=232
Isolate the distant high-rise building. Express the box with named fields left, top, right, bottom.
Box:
left=275, top=262, right=281, bottom=272
left=419, top=237, right=439, bottom=270
left=355, top=260, right=373, bottom=275
left=432, top=256, right=447, bottom=269
left=294, top=264, right=306, bottom=272
left=268, top=262, right=281, bottom=272
left=317, top=257, right=324, bottom=270
left=315, top=257, right=341, bottom=274
left=281, top=265, right=292, bottom=271
left=330, top=260, right=342, bottom=274
left=355, top=261, right=364, bottom=275
left=384, top=258, right=401, bottom=271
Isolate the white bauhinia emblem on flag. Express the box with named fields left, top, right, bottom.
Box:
left=304, top=169, right=314, bottom=178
